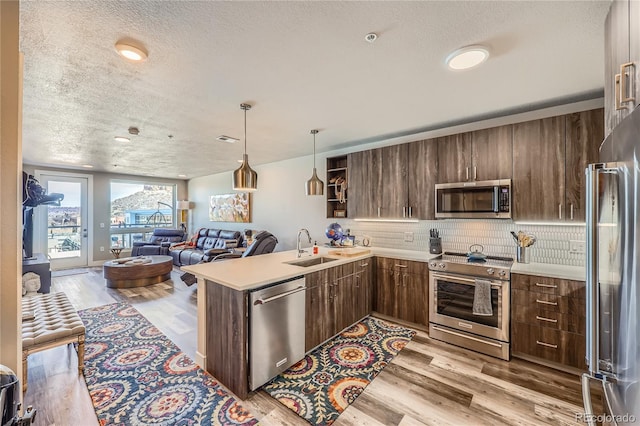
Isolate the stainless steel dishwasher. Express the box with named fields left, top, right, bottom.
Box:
left=249, top=276, right=306, bottom=390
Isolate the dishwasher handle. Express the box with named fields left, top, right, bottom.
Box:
left=253, top=286, right=306, bottom=305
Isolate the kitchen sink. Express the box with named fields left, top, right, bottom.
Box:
left=285, top=256, right=338, bottom=267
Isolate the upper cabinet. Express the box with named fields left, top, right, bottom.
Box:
left=565, top=109, right=604, bottom=222
left=513, top=109, right=604, bottom=222
left=513, top=117, right=566, bottom=221
left=407, top=139, right=438, bottom=220
left=348, top=140, right=438, bottom=220
left=605, top=0, right=640, bottom=137
left=437, top=126, right=512, bottom=183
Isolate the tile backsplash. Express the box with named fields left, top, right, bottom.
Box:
left=339, top=219, right=586, bottom=267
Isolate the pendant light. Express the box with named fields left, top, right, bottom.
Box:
left=233, top=103, right=258, bottom=191
left=305, top=129, right=325, bottom=196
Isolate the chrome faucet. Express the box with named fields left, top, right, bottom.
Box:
left=297, top=228, right=312, bottom=257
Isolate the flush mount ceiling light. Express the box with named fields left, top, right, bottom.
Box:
left=305, top=129, right=325, bottom=196
left=216, top=135, right=239, bottom=144
left=364, top=32, right=378, bottom=43
left=115, top=41, right=148, bottom=61
left=114, top=136, right=130, bottom=143
left=446, top=45, right=489, bottom=70
left=232, top=103, right=258, bottom=191
left=128, top=126, right=140, bottom=135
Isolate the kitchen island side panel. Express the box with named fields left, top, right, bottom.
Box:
left=205, top=279, right=249, bottom=400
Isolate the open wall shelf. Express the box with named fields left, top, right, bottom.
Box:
left=326, top=155, right=348, bottom=218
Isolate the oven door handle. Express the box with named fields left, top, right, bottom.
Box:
left=432, top=273, right=503, bottom=287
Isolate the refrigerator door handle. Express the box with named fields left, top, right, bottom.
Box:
left=581, top=373, right=598, bottom=426
left=585, top=163, right=602, bottom=376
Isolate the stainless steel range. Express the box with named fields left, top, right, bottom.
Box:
left=428, top=251, right=513, bottom=360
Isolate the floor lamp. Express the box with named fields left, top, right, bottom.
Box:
left=177, top=200, right=191, bottom=234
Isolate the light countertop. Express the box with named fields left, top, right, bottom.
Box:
left=511, top=262, right=586, bottom=281
left=181, top=247, right=440, bottom=291
left=182, top=246, right=584, bottom=290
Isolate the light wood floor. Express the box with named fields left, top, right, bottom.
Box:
left=24, top=268, right=597, bottom=426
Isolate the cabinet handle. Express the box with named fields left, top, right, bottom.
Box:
left=408, top=206, right=412, bottom=218
left=473, top=166, right=477, bottom=181
left=536, top=315, right=558, bottom=323
left=620, top=62, right=636, bottom=104
left=570, top=203, right=574, bottom=221
left=536, top=340, right=558, bottom=349
left=536, top=299, right=558, bottom=306
left=465, top=167, right=469, bottom=181
left=377, top=207, right=381, bottom=217
left=615, top=73, right=624, bottom=110
left=402, top=273, right=407, bottom=287
left=403, top=206, right=406, bottom=218
left=395, top=264, right=408, bottom=268
left=535, top=282, right=558, bottom=289
left=558, top=204, right=562, bottom=220
left=360, top=263, right=369, bottom=267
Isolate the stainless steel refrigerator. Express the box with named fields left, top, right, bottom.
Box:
left=583, top=107, right=640, bottom=425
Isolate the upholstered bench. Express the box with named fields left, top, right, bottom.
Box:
left=21, top=292, right=85, bottom=392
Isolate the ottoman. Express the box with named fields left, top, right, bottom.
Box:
left=21, top=292, right=85, bottom=392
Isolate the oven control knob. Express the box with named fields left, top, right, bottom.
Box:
left=438, top=263, right=446, bottom=269
left=498, top=270, right=507, bottom=277
left=429, top=261, right=437, bottom=268
left=487, top=268, right=494, bottom=275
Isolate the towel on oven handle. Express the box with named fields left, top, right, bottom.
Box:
left=472, top=279, right=493, bottom=316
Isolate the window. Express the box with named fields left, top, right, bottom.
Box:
left=110, top=181, right=176, bottom=248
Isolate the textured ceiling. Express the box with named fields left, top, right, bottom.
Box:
left=20, top=1, right=610, bottom=179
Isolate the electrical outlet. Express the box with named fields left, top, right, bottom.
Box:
left=100, top=246, right=105, bottom=252
left=404, top=232, right=414, bottom=242
left=100, top=222, right=105, bottom=228
left=569, top=240, right=586, bottom=254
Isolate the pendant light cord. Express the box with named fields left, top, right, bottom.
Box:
left=244, top=107, right=247, bottom=156
left=313, top=132, right=316, bottom=168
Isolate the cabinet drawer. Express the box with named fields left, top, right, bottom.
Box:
left=511, top=289, right=585, bottom=316
left=512, top=304, right=585, bottom=334
left=512, top=322, right=586, bottom=369
left=512, top=273, right=585, bottom=299
left=376, top=257, right=427, bottom=274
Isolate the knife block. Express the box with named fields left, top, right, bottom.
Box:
left=429, top=237, right=442, bottom=254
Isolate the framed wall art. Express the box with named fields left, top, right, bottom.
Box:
left=209, top=193, right=251, bottom=223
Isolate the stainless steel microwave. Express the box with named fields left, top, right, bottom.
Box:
left=435, top=179, right=511, bottom=219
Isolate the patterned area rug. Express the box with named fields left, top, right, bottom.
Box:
left=263, top=317, right=416, bottom=425
left=79, top=303, right=257, bottom=426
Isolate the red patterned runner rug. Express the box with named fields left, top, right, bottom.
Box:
left=79, top=303, right=257, bottom=425
left=263, top=317, right=416, bottom=425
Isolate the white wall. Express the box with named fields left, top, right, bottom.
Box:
left=189, top=154, right=333, bottom=250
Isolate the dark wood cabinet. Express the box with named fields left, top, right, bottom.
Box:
left=511, top=273, right=586, bottom=370
left=408, top=139, right=438, bottom=220
left=513, top=116, right=566, bottom=221
left=373, top=257, right=429, bottom=326
left=605, top=0, right=640, bottom=137
left=437, top=133, right=472, bottom=183
left=305, top=258, right=374, bottom=352
left=471, top=125, right=513, bottom=181
left=437, top=127, right=512, bottom=183
left=565, top=109, right=604, bottom=222
left=513, top=109, right=603, bottom=222
left=347, top=149, right=381, bottom=218
left=348, top=140, right=437, bottom=220
left=305, top=268, right=333, bottom=352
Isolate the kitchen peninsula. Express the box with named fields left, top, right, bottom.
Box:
left=181, top=247, right=435, bottom=399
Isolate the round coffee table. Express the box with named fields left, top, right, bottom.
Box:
left=103, top=255, right=173, bottom=288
